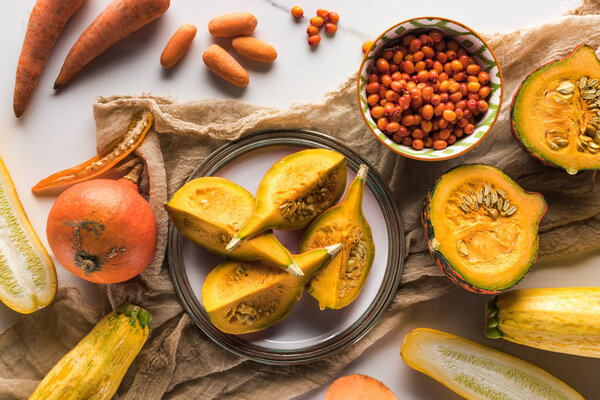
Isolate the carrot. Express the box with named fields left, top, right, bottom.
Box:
left=160, top=23, right=197, bottom=68
left=208, top=12, right=257, bottom=37
left=324, top=374, right=398, bottom=400
left=232, top=37, right=277, bottom=63
left=54, top=0, right=170, bottom=89
left=13, top=0, right=86, bottom=117
left=203, top=44, right=249, bottom=87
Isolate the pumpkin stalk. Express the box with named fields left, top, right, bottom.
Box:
left=122, top=163, right=144, bottom=184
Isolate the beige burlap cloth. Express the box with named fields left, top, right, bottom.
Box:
left=2, top=2, right=600, bottom=399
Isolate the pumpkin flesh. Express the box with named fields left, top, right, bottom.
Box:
left=424, top=164, right=546, bottom=293
left=512, top=45, right=600, bottom=174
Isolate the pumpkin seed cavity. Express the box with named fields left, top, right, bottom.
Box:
left=279, top=170, right=340, bottom=224
left=544, top=78, right=600, bottom=155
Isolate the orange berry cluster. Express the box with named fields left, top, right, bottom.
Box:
left=291, top=6, right=339, bottom=47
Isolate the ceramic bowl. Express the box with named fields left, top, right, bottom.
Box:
left=357, top=17, right=503, bottom=161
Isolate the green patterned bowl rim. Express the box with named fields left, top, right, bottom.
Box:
left=356, top=16, right=504, bottom=161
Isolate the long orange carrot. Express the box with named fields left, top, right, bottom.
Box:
left=13, top=0, right=86, bottom=117
left=54, top=0, right=170, bottom=89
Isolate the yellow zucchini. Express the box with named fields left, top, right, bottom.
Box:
left=401, top=328, right=584, bottom=400
left=0, top=156, right=56, bottom=313
left=29, top=303, right=151, bottom=400
left=486, top=287, right=600, bottom=358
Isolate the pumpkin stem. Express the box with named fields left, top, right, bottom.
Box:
left=123, top=163, right=144, bottom=184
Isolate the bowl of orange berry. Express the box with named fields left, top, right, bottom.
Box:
left=357, top=17, right=503, bottom=160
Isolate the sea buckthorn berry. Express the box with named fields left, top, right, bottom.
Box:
left=414, top=61, right=426, bottom=73
left=409, top=88, right=422, bottom=99
left=477, top=100, right=489, bottom=112
left=376, top=58, right=389, bottom=73
left=468, top=93, right=480, bottom=101
left=443, top=109, right=457, bottom=122
left=468, top=81, right=481, bottom=92
left=404, top=54, right=414, bottom=61
left=431, top=94, right=441, bottom=105
left=479, top=86, right=491, bottom=98
left=450, top=92, right=462, bottom=102
left=467, top=75, right=479, bottom=83
left=424, top=136, right=434, bottom=147
left=291, top=6, right=303, bottom=17
left=447, top=40, right=459, bottom=51
left=458, top=54, right=470, bottom=68
left=366, top=82, right=380, bottom=94
left=421, top=46, right=435, bottom=59
left=429, top=29, right=443, bottom=43
left=463, top=109, right=473, bottom=118
left=421, top=120, right=433, bottom=132
left=400, top=136, right=412, bottom=146
left=307, top=25, right=319, bottom=36
left=384, top=102, right=395, bottom=115
left=379, top=99, right=387, bottom=106
left=367, top=94, right=379, bottom=106
left=433, top=60, right=443, bottom=73
left=446, top=50, right=457, bottom=61
left=378, top=87, right=386, bottom=98
left=439, top=128, right=451, bottom=140
left=439, top=80, right=450, bottom=92
left=385, top=90, right=398, bottom=102
left=455, top=109, right=464, bottom=120
left=310, top=16, right=324, bottom=27
left=450, top=60, right=463, bottom=72
left=466, top=63, right=480, bottom=75
left=368, top=73, right=378, bottom=83
left=459, top=82, right=468, bottom=96
left=453, top=72, right=467, bottom=82
left=317, top=9, right=329, bottom=18
left=412, top=139, right=424, bottom=150
left=438, top=72, right=449, bottom=82
left=478, top=71, right=490, bottom=84
left=414, top=114, right=423, bottom=125
left=434, top=41, right=446, bottom=52
left=403, top=60, right=415, bottom=74
left=455, top=100, right=467, bottom=110
left=438, top=118, right=448, bottom=129
left=409, top=38, right=422, bottom=53
left=328, top=11, right=340, bottom=24
left=419, top=34, right=431, bottom=45
left=377, top=117, right=388, bottom=131
left=391, top=72, right=402, bottom=81
left=417, top=70, right=429, bottom=82
left=380, top=50, right=393, bottom=60
left=458, top=118, right=468, bottom=128
left=434, top=104, right=446, bottom=116
left=422, top=86, right=434, bottom=101
left=389, top=64, right=399, bottom=73
left=381, top=74, right=392, bottom=87
left=454, top=127, right=464, bottom=138
left=447, top=134, right=457, bottom=145
left=440, top=92, right=449, bottom=102
left=448, top=82, right=460, bottom=93
left=370, top=106, right=384, bottom=119
left=433, top=140, right=447, bottom=150
left=445, top=101, right=455, bottom=111
left=362, top=40, right=373, bottom=53
left=392, top=51, right=404, bottom=64
left=464, top=123, right=475, bottom=134
left=324, top=23, right=337, bottom=34
left=390, top=81, right=403, bottom=92
left=411, top=128, right=424, bottom=140
left=402, top=34, right=416, bottom=46
left=443, top=62, right=453, bottom=75
left=386, top=122, right=400, bottom=133
left=422, top=104, right=434, bottom=120
left=413, top=51, right=425, bottom=62
left=402, top=114, right=415, bottom=126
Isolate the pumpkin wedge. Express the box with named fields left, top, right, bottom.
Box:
left=32, top=111, right=153, bottom=195
left=226, top=149, right=347, bottom=251
left=29, top=303, right=150, bottom=400
left=166, top=176, right=302, bottom=276
left=202, top=243, right=341, bottom=334
left=486, top=287, right=600, bottom=358
left=0, top=155, right=56, bottom=314
left=301, top=165, right=374, bottom=310
left=512, top=44, right=600, bottom=174
left=422, top=164, right=546, bottom=294
left=325, top=374, right=398, bottom=400
left=401, top=328, right=584, bottom=400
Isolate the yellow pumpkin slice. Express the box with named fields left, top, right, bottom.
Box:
left=226, top=149, right=347, bottom=251
left=166, top=176, right=302, bottom=276
left=0, top=156, right=56, bottom=313
left=301, top=165, right=374, bottom=310
left=202, top=244, right=341, bottom=334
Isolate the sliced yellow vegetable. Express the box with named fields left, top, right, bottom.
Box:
left=29, top=303, right=151, bottom=400
left=0, top=156, right=56, bottom=313
left=401, top=328, right=584, bottom=400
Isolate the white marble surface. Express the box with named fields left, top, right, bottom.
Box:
left=1, top=0, right=598, bottom=399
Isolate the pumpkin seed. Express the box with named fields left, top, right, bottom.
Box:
left=460, top=202, right=470, bottom=213
left=506, top=206, right=517, bottom=216
left=583, top=93, right=596, bottom=100
left=556, top=81, right=574, bottom=95
left=497, top=198, right=503, bottom=211
left=503, top=200, right=510, bottom=212
left=457, top=240, right=468, bottom=257
left=497, top=188, right=506, bottom=198
left=477, top=189, right=483, bottom=204
left=580, top=77, right=588, bottom=89
left=590, top=79, right=598, bottom=87
left=491, top=190, right=498, bottom=205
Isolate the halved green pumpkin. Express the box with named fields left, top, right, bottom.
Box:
left=512, top=44, right=600, bottom=174
left=421, top=164, right=547, bottom=294
left=226, top=149, right=347, bottom=251
left=165, top=176, right=301, bottom=276
left=202, top=244, right=341, bottom=334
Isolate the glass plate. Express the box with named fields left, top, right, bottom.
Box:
left=167, top=129, right=404, bottom=365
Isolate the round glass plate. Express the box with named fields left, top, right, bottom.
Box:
left=168, top=129, right=404, bottom=365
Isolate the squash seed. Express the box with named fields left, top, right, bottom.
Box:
left=497, top=188, right=506, bottom=198
left=457, top=240, right=468, bottom=257
left=556, top=81, right=574, bottom=95
left=506, top=206, right=517, bottom=216
left=580, top=77, right=588, bottom=89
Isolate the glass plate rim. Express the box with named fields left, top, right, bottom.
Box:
left=167, top=129, right=405, bottom=365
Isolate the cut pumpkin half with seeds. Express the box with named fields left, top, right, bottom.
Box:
left=401, top=328, right=584, bottom=400
left=166, top=176, right=302, bottom=276
left=422, top=164, right=546, bottom=294
left=0, top=156, right=56, bottom=313
left=226, top=149, right=347, bottom=251
left=202, top=243, right=342, bottom=334
left=512, top=44, right=600, bottom=174
left=32, top=111, right=153, bottom=195
left=301, top=164, right=374, bottom=310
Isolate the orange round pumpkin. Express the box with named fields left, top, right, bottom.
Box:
left=46, top=165, right=157, bottom=284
